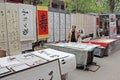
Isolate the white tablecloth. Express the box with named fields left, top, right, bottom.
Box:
left=32, top=48, right=76, bottom=74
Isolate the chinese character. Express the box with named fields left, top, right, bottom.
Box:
left=22, top=9, right=28, bottom=16
left=40, top=13, right=48, bottom=32
left=49, top=71, right=53, bottom=80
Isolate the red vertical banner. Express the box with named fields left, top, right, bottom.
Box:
left=37, top=6, right=49, bottom=39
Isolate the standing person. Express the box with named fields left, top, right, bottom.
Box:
left=67, top=25, right=80, bottom=42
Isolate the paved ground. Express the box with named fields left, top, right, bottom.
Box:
left=68, top=50, right=120, bottom=80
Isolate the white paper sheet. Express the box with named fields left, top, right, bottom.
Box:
left=14, top=53, right=47, bottom=66
left=0, top=57, right=20, bottom=67
left=10, top=64, right=30, bottom=72
left=0, top=67, right=11, bottom=75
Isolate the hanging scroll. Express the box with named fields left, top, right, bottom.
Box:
left=5, top=3, right=21, bottom=55
left=0, top=3, right=7, bottom=51
left=48, top=11, right=54, bottom=42
left=109, top=14, right=117, bottom=38
left=54, top=12, right=60, bottom=41
left=37, top=6, right=49, bottom=39
left=19, top=4, right=35, bottom=41
left=66, top=14, right=71, bottom=40
left=60, top=13, right=65, bottom=41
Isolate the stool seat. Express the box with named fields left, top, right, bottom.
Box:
left=0, top=50, right=6, bottom=57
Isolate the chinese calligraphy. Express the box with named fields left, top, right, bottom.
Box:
left=40, top=13, right=48, bottom=32
left=0, top=4, right=7, bottom=51
left=22, top=9, right=29, bottom=35
left=6, top=3, right=21, bottom=55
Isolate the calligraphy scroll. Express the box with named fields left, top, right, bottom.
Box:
left=71, top=13, right=76, bottom=27
left=54, top=12, right=60, bottom=41
left=109, top=14, right=117, bottom=38
left=5, top=3, right=21, bottom=55
left=66, top=14, right=71, bottom=40
left=33, top=6, right=37, bottom=42
left=0, top=3, right=7, bottom=51
left=37, top=6, right=49, bottom=39
left=60, top=13, right=65, bottom=41
left=48, top=11, right=54, bottom=42
left=19, top=4, right=35, bottom=41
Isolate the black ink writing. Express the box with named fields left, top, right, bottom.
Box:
left=40, top=13, right=48, bottom=32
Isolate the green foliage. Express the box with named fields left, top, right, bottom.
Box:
left=37, top=0, right=50, bottom=6
left=64, top=0, right=120, bottom=13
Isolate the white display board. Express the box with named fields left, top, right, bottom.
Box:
left=54, top=12, right=60, bottom=41
left=19, top=4, right=35, bottom=41
left=0, top=3, right=7, bottom=51
left=60, top=13, right=65, bottom=41
left=66, top=14, right=71, bottom=40
left=48, top=11, right=54, bottom=42
left=1, top=60, right=62, bottom=80
left=5, top=3, right=21, bottom=55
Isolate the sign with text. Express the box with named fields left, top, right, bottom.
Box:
left=109, top=14, right=117, bottom=38
left=37, top=6, right=49, bottom=39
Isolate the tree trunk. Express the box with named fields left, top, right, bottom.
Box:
left=109, top=0, right=115, bottom=13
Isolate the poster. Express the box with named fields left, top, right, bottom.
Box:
left=37, top=6, right=49, bottom=39
left=60, top=13, right=65, bottom=41
left=0, top=3, right=7, bottom=51
left=109, top=14, right=117, bottom=38
left=48, top=11, right=54, bottom=42
left=54, top=12, right=60, bottom=41
left=19, top=4, right=35, bottom=41
left=5, top=3, right=21, bottom=55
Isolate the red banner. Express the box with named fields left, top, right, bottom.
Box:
left=38, top=10, right=48, bottom=35
left=37, top=6, right=49, bottom=39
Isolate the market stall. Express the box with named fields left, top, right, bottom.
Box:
left=32, top=48, right=76, bottom=75
left=0, top=48, right=76, bottom=80
left=0, top=53, right=62, bottom=80
left=45, top=42, right=100, bottom=69
left=83, top=38, right=117, bottom=57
